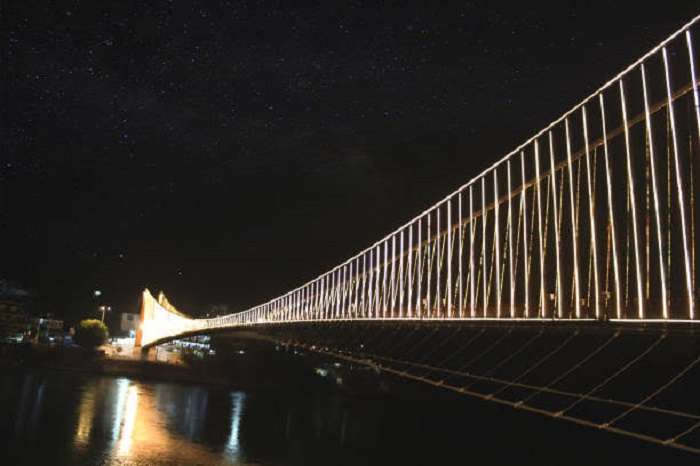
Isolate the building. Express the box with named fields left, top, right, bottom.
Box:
left=0, top=300, right=29, bottom=341
left=119, top=312, right=140, bottom=337
left=31, top=316, right=64, bottom=343
left=0, top=279, right=30, bottom=341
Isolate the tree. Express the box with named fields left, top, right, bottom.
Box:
left=74, top=319, right=108, bottom=348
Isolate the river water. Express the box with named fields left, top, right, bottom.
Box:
left=1, top=369, right=695, bottom=465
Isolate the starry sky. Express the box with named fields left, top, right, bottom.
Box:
left=2, top=1, right=698, bottom=322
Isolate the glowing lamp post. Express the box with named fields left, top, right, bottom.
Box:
left=98, top=305, right=111, bottom=323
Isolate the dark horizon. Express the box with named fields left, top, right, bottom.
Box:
left=2, top=1, right=699, bottom=322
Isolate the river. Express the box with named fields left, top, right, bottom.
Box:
left=1, top=368, right=695, bottom=465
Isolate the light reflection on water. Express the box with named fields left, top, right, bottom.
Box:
left=5, top=372, right=254, bottom=465
left=2, top=369, right=691, bottom=466
left=226, top=392, right=246, bottom=461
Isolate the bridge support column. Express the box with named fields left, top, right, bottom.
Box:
left=134, top=289, right=153, bottom=349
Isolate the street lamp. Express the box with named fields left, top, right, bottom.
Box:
left=98, top=305, right=111, bottom=323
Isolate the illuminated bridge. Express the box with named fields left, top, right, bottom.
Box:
left=137, top=16, right=700, bottom=454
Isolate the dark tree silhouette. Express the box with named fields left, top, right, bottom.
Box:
left=74, top=319, right=109, bottom=348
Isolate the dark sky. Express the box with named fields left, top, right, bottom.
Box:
left=2, top=1, right=698, bottom=321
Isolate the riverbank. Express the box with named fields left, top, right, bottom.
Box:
left=0, top=340, right=410, bottom=401
left=0, top=341, right=321, bottom=389
left=0, top=342, right=231, bottom=385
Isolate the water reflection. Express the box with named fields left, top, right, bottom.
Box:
left=98, top=379, right=231, bottom=463
left=29, top=380, right=45, bottom=427
left=13, top=373, right=35, bottom=435
left=115, top=383, right=138, bottom=455
left=153, top=383, right=212, bottom=442
left=4, top=369, right=656, bottom=466
left=111, top=378, right=129, bottom=442
left=74, top=380, right=96, bottom=444
left=226, top=392, right=246, bottom=461
left=3, top=372, right=405, bottom=466
left=0, top=372, right=251, bottom=465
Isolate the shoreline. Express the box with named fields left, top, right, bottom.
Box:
left=0, top=342, right=314, bottom=391
left=10, top=357, right=236, bottom=388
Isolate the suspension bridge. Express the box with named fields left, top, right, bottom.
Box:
left=136, top=15, right=700, bottom=455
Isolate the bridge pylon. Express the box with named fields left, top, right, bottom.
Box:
left=135, top=288, right=195, bottom=348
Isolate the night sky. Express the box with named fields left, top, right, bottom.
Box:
left=2, top=1, right=698, bottom=322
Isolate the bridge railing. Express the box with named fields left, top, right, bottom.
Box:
left=186, top=15, right=700, bottom=333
